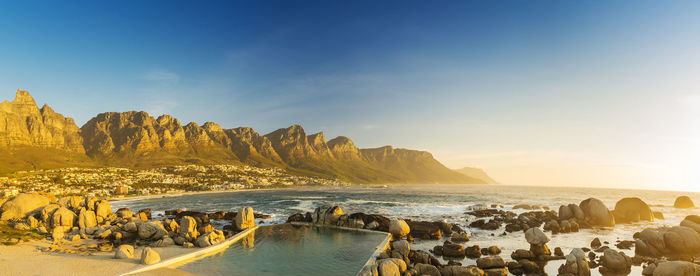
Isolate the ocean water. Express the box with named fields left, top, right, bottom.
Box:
left=113, top=184, right=700, bottom=275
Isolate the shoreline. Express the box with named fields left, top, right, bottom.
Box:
left=108, top=187, right=295, bottom=202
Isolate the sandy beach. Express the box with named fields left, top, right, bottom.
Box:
left=0, top=240, right=201, bottom=276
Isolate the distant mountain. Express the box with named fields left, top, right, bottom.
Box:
left=0, top=89, right=490, bottom=184
left=456, top=167, right=498, bottom=184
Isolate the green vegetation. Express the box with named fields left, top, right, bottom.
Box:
left=0, top=222, right=45, bottom=245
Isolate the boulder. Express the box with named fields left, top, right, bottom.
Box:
left=52, top=226, right=65, bottom=242
left=26, top=216, right=38, bottom=228
left=579, top=198, right=615, bottom=227
left=390, top=240, right=410, bottom=256
left=179, top=216, right=199, bottom=240
left=557, top=248, right=590, bottom=276
left=483, top=268, right=508, bottom=276
left=405, top=220, right=442, bottom=239
left=311, top=206, right=344, bottom=226
left=115, top=245, right=134, bottom=259
left=389, top=219, right=410, bottom=238
left=0, top=193, right=50, bottom=221
left=599, top=249, right=631, bottom=274
left=377, top=258, right=406, bottom=275
left=40, top=204, right=60, bottom=225
left=652, top=261, right=696, bottom=276
left=663, top=226, right=700, bottom=254
left=525, top=227, right=550, bottom=246
left=140, top=247, right=160, bottom=265
left=51, top=207, right=76, bottom=228
left=137, top=222, right=167, bottom=240
left=674, top=196, right=695, bottom=209
left=153, top=237, right=175, bottom=247
left=358, top=264, right=378, bottom=276
left=613, top=197, right=654, bottom=223
left=123, top=222, right=138, bottom=233
left=680, top=215, right=700, bottom=233
left=569, top=204, right=585, bottom=220
left=84, top=196, right=98, bottom=211
left=195, top=230, right=225, bottom=247
left=66, top=196, right=83, bottom=211
left=511, top=249, right=535, bottom=260
left=476, top=256, right=506, bottom=269
left=116, top=208, right=133, bottom=218
left=442, top=243, right=466, bottom=258
left=405, top=263, right=439, bottom=276
left=78, top=209, right=97, bottom=229
left=559, top=205, right=573, bottom=220
left=440, top=265, right=485, bottom=276
left=450, top=232, right=470, bottom=243
left=95, top=200, right=112, bottom=219
left=235, top=206, right=255, bottom=230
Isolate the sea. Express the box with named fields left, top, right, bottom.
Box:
left=112, top=184, right=700, bottom=275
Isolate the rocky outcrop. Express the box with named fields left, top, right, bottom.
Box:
left=0, top=89, right=84, bottom=152
left=235, top=207, right=255, bottom=230
left=599, top=249, right=632, bottom=275
left=558, top=248, right=590, bottom=276
left=140, top=247, right=161, bottom=264
left=389, top=219, right=410, bottom=238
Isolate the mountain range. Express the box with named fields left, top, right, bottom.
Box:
left=0, top=89, right=494, bottom=184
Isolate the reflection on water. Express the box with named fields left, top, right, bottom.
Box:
left=178, top=224, right=388, bottom=276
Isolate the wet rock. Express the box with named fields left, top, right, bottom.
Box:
left=405, top=220, right=442, bottom=239
left=115, top=244, right=134, bottom=259
left=544, top=220, right=560, bottom=234
left=599, top=249, right=632, bottom=274
left=511, top=249, right=535, bottom=260
left=569, top=204, right=585, bottom=220
left=615, top=240, right=634, bottom=250
left=525, top=227, right=550, bottom=245
left=140, top=247, right=160, bottom=265
left=483, top=268, right=508, bottom=276
left=442, top=242, right=466, bottom=258
left=558, top=248, right=590, bottom=276
left=179, top=216, right=199, bottom=240
left=450, top=232, right=469, bottom=243
left=613, top=197, right=654, bottom=223
left=680, top=215, right=700, bottom=233
left=519, top=259, right=540, bottom=274
left=674, top=196, right=695, bottom=209
left=530, top=244, right=551, bottom=257
left=652, top=261, right=697, bottom=276
left=579, top=198, right=615, bottom=227
left=554, top=247, right=564, bottom=257
left=389, top=219, right=410, bottom=238
left=559, top=205, right=574, bottom=220
left=487, top=246, right=501, bottom=255
left=653, top=211, right=665, bottom=220
left=390, top=240, right=410, bottom=256
left=642, top=263, right=656, bottom=276
left=476, top=256, right=506, bottom=269
left=466, top=245, right=482, bottom=259
left=405, top=263, right=439, bottom=276
left=591, top=237, right=602, bottom=249
left=440, top=265, right=485, bottom=276
left=378, top=258, right=406, bottom=275
left=311, top=206, right=343, bottom=226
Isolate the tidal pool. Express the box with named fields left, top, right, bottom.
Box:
left=177, top=224, right=388, bottom=276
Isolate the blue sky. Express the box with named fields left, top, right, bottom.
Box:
left=1, top=1, right=700, bottom=190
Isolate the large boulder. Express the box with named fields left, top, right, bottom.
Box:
left=559, top=205, right=573, bottom=220
left=525, top=227, right=550, bottom=246
left=311, top=206, right=344, bottom=226
left=557, top=248, right=590, bottom=276
left=652, top=261, right=697, bottom=276
left=40, top=204, right=60, bottom=225
left=95, top=200, right=112, bottom=219
left=613, top=197, right=654, bottom=223
left=115, top=245, right=134, bottom=259
left=140, top=247, right=161, bottom=264
left=476, top=256, right=506, bottom=269
left=674, top=196, right=695, bottom=209
left=235, top=207, right=255, bottom=230
left=579, top=198, right=615, bottom=227
left=599, top=249, right=632, bottom=274
left=389, top=219, right=410, bottom=238
left=137, top=222, right=167, bottom=240
left=195, top=230, right=225, bottom=247
left=680, top=215, right=700, bottom=233
left=51, top=207, right=76, bottom=228
left=663, top=226, right=700, bottom=254
left=406, top=263, right=440, bottom=276
left=377, top=258, right=406, bottom=276
left=0, top=193, right=50, bottom=221
left=78, top=209, right=97, bottom=229
left=569, top=204, right=585, bottom=220
left=179, top=216, right=199, bottom=240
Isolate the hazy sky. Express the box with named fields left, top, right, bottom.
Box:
left=1, top=1, right=699, bottom=191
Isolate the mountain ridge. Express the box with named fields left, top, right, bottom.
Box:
left=0, top=89, right=490, bottom=184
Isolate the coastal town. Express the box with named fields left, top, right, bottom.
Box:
left=0, top=165, right=348, bottom=198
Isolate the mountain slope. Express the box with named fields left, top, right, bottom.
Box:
left=456, top=167, right=498, bottom=184
left=0, top=89, right=492, bottom=184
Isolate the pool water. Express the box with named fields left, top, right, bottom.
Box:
left=177, top=224, right=388, bottom=276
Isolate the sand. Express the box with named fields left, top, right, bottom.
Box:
left=0, top=240, right=203, bottom=276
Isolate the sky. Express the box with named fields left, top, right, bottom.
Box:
left=1, top=1, right=699, bottom=191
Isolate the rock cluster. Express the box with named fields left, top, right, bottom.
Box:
left=635, top=216, right=700, bottom=259
left=557, top=248, right=591, bottom=276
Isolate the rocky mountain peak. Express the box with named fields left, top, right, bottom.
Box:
left=13, top=88, right=37, bottom=106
